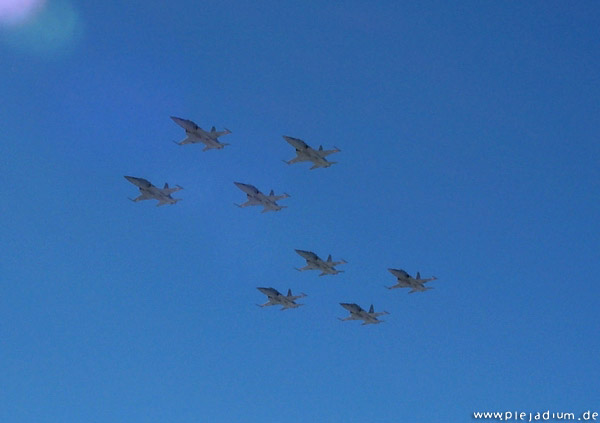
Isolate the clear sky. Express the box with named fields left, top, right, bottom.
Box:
left=1, top=1, right=599, bottom=422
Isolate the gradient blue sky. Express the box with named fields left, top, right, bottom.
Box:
left=2, top=1, right=599, bottom=422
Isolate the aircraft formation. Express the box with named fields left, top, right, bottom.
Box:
left=125, top=116, right=439, bottom=326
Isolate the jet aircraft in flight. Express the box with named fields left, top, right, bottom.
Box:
left=234, top=182, right=290, bottom=213
left=257, top=287, right=306, bottom=310
left=282, top=135, right=340, bottom=169
left=338, top=303, right=389, bottom=325
left=294, top=249, right=347, bottom=276
left=170, top=116, right=231, bottom=151
left=124, top=176, right=183, bottom=206
left=386, top=269, right=438, bottom=293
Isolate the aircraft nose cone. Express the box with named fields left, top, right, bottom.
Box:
left=124, top=176, right=151, bottom=188
left=124, top=175, right=142, bottom=185
left=170, top=116, right=195, bottom=131
left=283, top=135, right=300, bottom=147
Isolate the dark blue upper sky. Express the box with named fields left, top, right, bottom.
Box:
left=2, top=1, right=599, bottom=422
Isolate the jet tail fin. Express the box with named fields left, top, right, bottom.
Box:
left=211, top=126, right=216, bottom=132
left=327, top=254, right=332, bottom=262
left=287, top=289, right=292, bottom=296
left=269, top=189, right=275, bottom=196
left=416, top=271, right=421, bottom=279
left=369, top=304, right=374, bottom=313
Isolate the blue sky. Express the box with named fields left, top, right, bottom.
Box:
left=1, top=1, right=599, bottom=421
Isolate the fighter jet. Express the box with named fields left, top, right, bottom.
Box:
left=386, top=269, right=438, bottom=293
left=124, top=176, right=183, bottom=206
left=257, top=287, right=306, bottom=310
left=171, top=116, right=231, bottom=151
left=339, top=303, right=389, bottom=325
left=294, top=249, right=347, bottom=276
left=282, top=136, right=340, bottom=170
left=234, top=182, right=290, bottom=213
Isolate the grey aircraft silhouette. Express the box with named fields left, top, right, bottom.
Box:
left=124, top=176, right=183, bottom=206
left=294, top=249, right=347, bottom=276
left=171, top=116, right=231, bottom=151
left=386, top=269, right=438, bottom=293
left=282, top=135, right=340, bottom=170
left=338, top=303, right=389, bottom=325
left=234, top=182, right=290, bottom=213
left=257, top=287, right=307, bottom=310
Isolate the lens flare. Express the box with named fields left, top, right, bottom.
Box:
left=0, top=0, right=45, bottom=26
left=1, top=0, right=82, bottom=56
